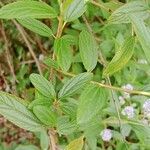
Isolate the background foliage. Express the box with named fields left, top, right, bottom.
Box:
left=0, top=0, right=150, bottom=150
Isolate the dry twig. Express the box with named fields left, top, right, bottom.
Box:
left=13, top=20, right=42, bottom=75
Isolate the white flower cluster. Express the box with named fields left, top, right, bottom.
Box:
left=118, top=84, right=134, bottom=106
left=143, top=99, right=150, bottom=118
left=100, top=129, right=112, bottom=142
left=121, top=106, right=135, bottom=119
left=122, top=84, right=134, bottom=99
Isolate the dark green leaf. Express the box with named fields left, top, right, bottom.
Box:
left=57, top=116, right=77, bottom=135
left=130, top=121, right=150, bottom=147
left=77, top=84, right=107, bottom=124
left=17, top=18, right=53, bottom=37
left=58, top=72, right=93, bottom=99
left=30, top=73, right=56, bottom=99
left=103, top=36, right=135, bottom=76
left=60, top=99, right=78, bottom=119
left=130, top=15, right=150, bottom=64
left=0, top=1, right=57, bottom=19
left=28, top=99, right=52, bottom=110
left=33, top=105, right=57, bottom=126
left=63, top=0, right=86, bottom=22
left=79, top=30, right=98, bottom=72
left=0, top=91, right=43, bottom=132
left=109, top=1, right=149, bottom=24
left=54, top=38, right=72, bottom=71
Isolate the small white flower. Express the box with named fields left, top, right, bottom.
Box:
left=143, top=100, right=150, bottom=117
left=121, top=106, right=135, bottom=119
left=39, top=54, right=44, bottom=61
left=119, top=96, right=125, bottom=105
left=100, top=129, right=112, bottom=142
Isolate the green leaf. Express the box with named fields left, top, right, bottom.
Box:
left=108, top=1, right=149, bottom=24
left=79, top=30, right=98, bottom=72
left=58, top=72, right=93, bottom=99
left=65, top=136, right=84, bottom=150
left=40, top=130, right=49, bottom=150
left=15, top=145, right=39, bottom=150
left=129, top=121, right=150, bottom=147
left=62, top=34, right=78, bottom=45
left=0, top=1, right=57, bottom=19
left=33, top=105, right=57, bottom=126
left=130, top=15, right=150, bottom=64
left=54, top=38, right=72, bottom=71
left=30, top=73, right=56, bottom=99
left=103, top=36, right=135, bottom=77
left=43, top=57, right=59, bottom=69
left=28, top=91, right=53, bottom=110
left=17, top=18, right=53, bottom=37
left=0, top=91, right=42, bottom=132
left=83, top=118, right=102, bottom=150
left=63, top=0, right=86, bottom=22
left=57, top=116, right=77, bottom=135
left=77, top=84, right=107, bottom=124
left=60, top=99, right=78, bottom=119
left=28, top=99, right=52, bottom=110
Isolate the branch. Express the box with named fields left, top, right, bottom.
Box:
left=49, top=129, right=58, bottom=150
left=12, top=20, right=42, bottom=75
left=55, top=69, right=150, bottom=97
left=90, top=0, right=111, bottom=12
left=1, top=21, right=17, bottom=93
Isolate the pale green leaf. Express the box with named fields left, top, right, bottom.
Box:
left=17, top=18, right=53, bottom=37
left=15, top=145, right=39, bottom=150
left=58, top=72, right=93, bottom=99
left=40, top=130, right=49, bottom=150
left=0, top=91, right=43, bottom=132
left=79, top=30, right=98, bottom=71
left=109, top=1, right=149, bottom=24
left=65, top=136, right=84, bottom=150
left=0, top=1, right=57, bottom=19
left=130, top=15, right=150, bottom=64
left=77, top=84, right=107, bottom=124
left=33, top=105, right=57, bottom=126
left=54, top=38, right=72, bottom=71
left=30, top=73, right=56, bottom=99
left=103, top=36, right=135, bottom=76
left=63, top=0, right=86, bottom=22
